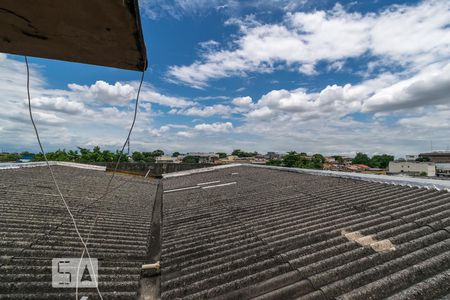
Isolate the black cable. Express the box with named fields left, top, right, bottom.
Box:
left=103, top=69, right=146, bottom=194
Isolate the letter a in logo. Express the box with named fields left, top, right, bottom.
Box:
left=81, top=264, right=92, bottom=282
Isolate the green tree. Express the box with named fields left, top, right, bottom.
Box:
left=232, top=149, right=257, bottom=158
left=113, top=150, right=129, bottom=162
left=352, top=152, right=370, bottom=165
left=416, top=156, right=431, bottom=162
left=216, top=152, right=227, bottom=159
left=67, top=150, right=80, bottom=161
left=369, top=154, right=394, bottom=169
left=231, top=149, right=241, bottom=156
left=182, top=156, right=198, bottom=163
left=91, top=146, right=103, bottom=162
left=78, top=147, right=92, bottom=162
left=266, top=159, right=282, bottom=166
left=101, top=150, right=114, bottom=162
left=280, top=151, right=324, bottom=169
left=152, top=150, right=164, bottom=157
left=132, top=151, right=145, bottom=162
left=309, top=154, right=325, bottom=169
left=333, top=155, right=344, bottom=164
left=20, top=151, right=34, bottom=157
left=283, top=151, right=298, bottom=167
left=0, top=153, right=20, bottom=162
left=142, top=152, right=156, bottom=162
left=33, top=153, right=44, bottom=161
left=172, top=151, right=181, bottom=157
left=43, top=149, right=69, bottom=161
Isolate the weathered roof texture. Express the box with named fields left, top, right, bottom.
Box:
left=161, top=166, right=450, bottom=299
left=0, top=166, right=157, bottom=299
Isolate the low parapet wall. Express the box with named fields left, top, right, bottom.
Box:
left=0, top=161, right=106, bottom=171
left=105, top=162, right=214, bottom=177
left=0, top=161, right=214, bottom=176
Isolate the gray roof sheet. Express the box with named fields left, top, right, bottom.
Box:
left=161, top=166, right=450, bottom=299
left=0, top=166, right=157, bottom=299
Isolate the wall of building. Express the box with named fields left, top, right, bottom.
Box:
left=105, top=162, right=213, bottom=177
left=436, top=163, right=450, bottom=177
left=419, top=152, right=450, bottom=163
left=388, top=161, right=436, bottom=177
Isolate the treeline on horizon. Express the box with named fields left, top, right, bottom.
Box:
left=267, top=152, right=395, bottom=170
left=0, top=147, right=260, bottom=163
left=1, top=147, right=396, bottom=169
left=0, top=147, right=163, bottom=163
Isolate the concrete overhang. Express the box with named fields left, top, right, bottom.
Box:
left=0, top=0, right=147, bottom=71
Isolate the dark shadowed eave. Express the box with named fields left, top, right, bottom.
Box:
left=0, top=0, right=147, bottom=71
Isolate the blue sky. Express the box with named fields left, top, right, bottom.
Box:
left=1, top=0, right=450, bottom=157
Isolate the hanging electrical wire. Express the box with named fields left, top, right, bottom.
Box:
left=25, top=56, right=103, bottom=300
left=26, top=54, right=146, bottom=299
left=74, top=64, right=146, bottom=298
left=103, top=69, right=145, bottom=196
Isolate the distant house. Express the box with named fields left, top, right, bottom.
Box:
left=419, top=151, right=450, bottom=163
left=405, top=154, right=418, bottom=161
left=221, top=155, right=239, bottom=163
left=435, top=163, right=450, bottom=177
left=341, top=156, right=354, bottom=165
left=187, top=152, right=220, bottom=164
left=325, top=156, right=336, bottom=163
left=265, top=152, right=282, bottom=160
left=17, top=154, right=33, bottom=163
left=155, top=156, right=179, bottom=163
left=346, top=164, right=369, bottom=172
left=388, top=161, right=436, bottom=177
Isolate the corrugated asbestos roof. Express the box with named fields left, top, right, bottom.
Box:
left=0, top=166, right=157, bottom=299
left=161, top=166, right=450, bottom=299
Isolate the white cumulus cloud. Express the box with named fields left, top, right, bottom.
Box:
left=194, top=122, right=234, bottom=133
left=168, top=0, right=450, bottom=87
left=69, top=81, right=135, bottom=105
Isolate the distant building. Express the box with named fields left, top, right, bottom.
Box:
left=187, top=152, right=220, bottom=164
left=155, top=156, right=179, bottom=163
left=251, top=157, right=267, bottom=164
left=325, top=156, right=336, bottom=163
left=419, top=151, right=450, bottom=163
left=323, top=156, right=348, bottom=171
left=388, top=161, right=435, bottom=177
left=265, top=152, right=282, bottom=160
left=436, top=163, right=450, bottom=177
left=17, top=154, right=33, bottom=163
left=346, top=164, right=369, bottom=172
left=341, top=156, right=354, bottom=165
left=221, top=155, right=239, bottom=163
left=405, top=155, right=418, bottom=161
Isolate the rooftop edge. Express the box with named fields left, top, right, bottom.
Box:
left=162, top=163, right=450, bottom=192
